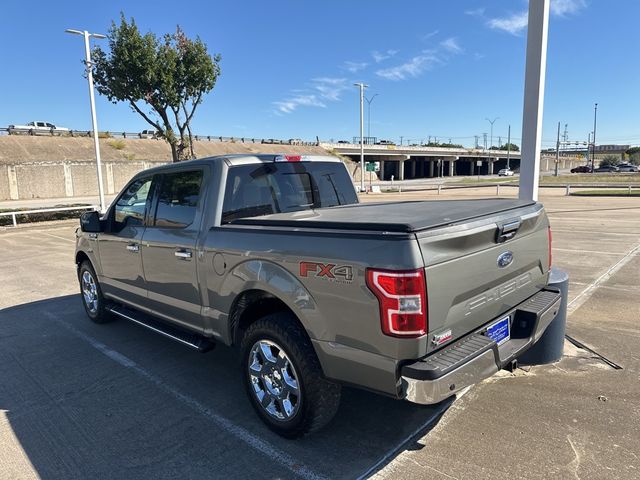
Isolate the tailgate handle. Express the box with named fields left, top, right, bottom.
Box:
left=496, top=220, right=521, bottom=243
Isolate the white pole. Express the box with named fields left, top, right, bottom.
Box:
left=519, top=0, right=550, bottom=202
left=83, top=31, right=106, bottom=212
left=355, top=83, right=367, bottom=192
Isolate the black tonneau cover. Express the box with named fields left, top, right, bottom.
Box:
left=228, top=199, right=538, bottom=233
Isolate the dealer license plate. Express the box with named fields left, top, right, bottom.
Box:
left=486, top=316, right=510, bottom=346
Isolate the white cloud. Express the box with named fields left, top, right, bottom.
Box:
left=273, top=95, right=326, bottom=114
left=376, top=52, right=440, bottom=81
left=420, top=30, right=439, bottom=41
left=440, top=37, right=463, bottom=54
left=464, top=7, right=485, bottom=17
left=551, top=0, right=586, bottom=16
left=273, top=78, right=348, bottom=114
left=487, top=0, right=587, bottom=36
left=312, top=77, right=349, bottom=101
left=372, top=49, right=398, bottom=63
left=487, top=11, right=529, bottom=35
left=342, top=61, right=368, bottom=73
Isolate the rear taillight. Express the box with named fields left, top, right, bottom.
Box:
left=274, top=155, right=306, bottom=162
left=547, top=226, right=553, bottom=270
left=366, top=268, right=427, bottom=338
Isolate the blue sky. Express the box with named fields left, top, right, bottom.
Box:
left=1, top=0, right=638, bottom=149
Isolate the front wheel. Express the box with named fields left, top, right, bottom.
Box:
left=240, top=312, right=341, bottom=438
left=78, top=261, right=112, bottom=324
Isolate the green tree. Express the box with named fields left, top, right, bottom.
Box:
left=625, top=146, right=640, bottom=165
left=92, top=15, right=221, bottom=162
left=599, top=155, right=620, bottom=167
left=498, top=142, right=519, bottom=152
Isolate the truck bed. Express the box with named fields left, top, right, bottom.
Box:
left=228, top=199, right=537, bottom=233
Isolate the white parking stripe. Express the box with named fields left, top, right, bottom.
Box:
left=42, top=232, right=76, bottom=243
left=567, top=242, right=640, bottom=314
left=44, top=312, right=328, bottom=480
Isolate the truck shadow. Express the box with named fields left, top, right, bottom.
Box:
left=0, top=295, right=451, bottom=479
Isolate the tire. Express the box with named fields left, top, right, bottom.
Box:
left=240, top=312, right=341, bottom=438
left=78, top=261, right=112, bottom=324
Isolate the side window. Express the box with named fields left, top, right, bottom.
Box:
left=154, top=170, right=203, bottom=228
left=37, top=122, right=46, bottom=127
left=113, top=177, right=153, bottom=231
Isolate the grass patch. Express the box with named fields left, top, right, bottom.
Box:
left=125, top=152, right=136, bottom=161
left=570, top=189, right=640, bottom=197
left=540, top=174, right=640, bottom=184
left=108, top=139, right=126, bottom=150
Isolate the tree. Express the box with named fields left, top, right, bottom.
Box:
left=599, top=155, right=620, bottom=167
left=92, top=15, right=221, bottom=162
left=625, top=147, right=640, bottom=165
left=492, top=143, right=520, bottom=152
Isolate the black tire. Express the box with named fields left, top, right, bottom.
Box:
left=240, top=312, right=341, bottom=438
left=78, top=261, right=112, bottom=324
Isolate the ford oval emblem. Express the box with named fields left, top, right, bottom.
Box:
left=497, top=251, right=514, bottom=268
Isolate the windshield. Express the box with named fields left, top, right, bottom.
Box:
left=221, top=161, right=358, bottom=223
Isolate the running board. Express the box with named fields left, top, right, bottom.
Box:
left=107, top=304, right=215, bottom=353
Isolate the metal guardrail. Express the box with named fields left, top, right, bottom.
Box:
left=0, top=205, right=97, bottom=228
left=0, top=127, right=318, bottom=146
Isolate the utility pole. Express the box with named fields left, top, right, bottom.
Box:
left=591, top=103, right=598, bottom=173
left=554, top=121, right=561, bottom=176
left=474, top=135, right=479, bottom=149
left=66, top=28, right=107, bottom=212
left=506, top=125, right=511, bottom=170
left=586, top=132, right=592, bottom=166
left=486, top=117, right=499, bottom=149
left=483, top=133, right=488, bottom=150
left=354, top=83, right=368, bottom=191
left=400, top=136, right=403, bottom=146
left=365, top=93, right=379, bottom=140
left=562, top=123, right=568, bottom=143
left=498, top=136, right=502, bottom=148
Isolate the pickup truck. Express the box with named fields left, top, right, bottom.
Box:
left=75, top=154, right=561, bottom=438
left=8, top=121, right=69, bottom=135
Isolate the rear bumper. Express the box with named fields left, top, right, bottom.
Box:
left=401, top=288, right=562, bottom=405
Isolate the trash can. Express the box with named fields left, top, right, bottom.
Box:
left=517, top=267, right=569, bottom=365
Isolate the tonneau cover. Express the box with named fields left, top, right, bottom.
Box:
left=228, top=199, right=537, bottom=233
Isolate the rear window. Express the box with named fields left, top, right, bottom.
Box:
left=222, top=162, right=357, bottom=223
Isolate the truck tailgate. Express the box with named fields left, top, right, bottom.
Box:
left=417, top=203, right=550, bottom=353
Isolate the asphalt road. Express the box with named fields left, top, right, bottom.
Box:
left=1, top=191, right=639, bottom=479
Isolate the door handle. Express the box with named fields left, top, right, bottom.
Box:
left=126, top=243, right=140, bottom=252
left=174, top=249, right=192, bottom=259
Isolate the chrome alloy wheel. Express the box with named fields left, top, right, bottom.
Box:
left=81, top=270, right=98, bottom=314
left=248, top=340, right=300, bottom=421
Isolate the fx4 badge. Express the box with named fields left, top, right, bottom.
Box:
left=299, top=262, right=353, bottom=283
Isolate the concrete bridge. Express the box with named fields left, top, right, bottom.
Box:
left=321, top=142, right=581, bottom=180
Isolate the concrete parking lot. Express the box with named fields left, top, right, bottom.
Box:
left=1, top=190, right=639, bottom=479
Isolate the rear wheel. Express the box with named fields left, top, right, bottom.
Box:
left=240, top=312, right=341, bottom=438
left=78, top=261, right=112, bottom=324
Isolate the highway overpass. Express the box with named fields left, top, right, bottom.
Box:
left=321, top=142, right=582, bottom=180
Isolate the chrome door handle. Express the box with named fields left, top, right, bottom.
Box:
left=174, top=250, right=192, bottom=259
left=126, top=243, right=139, bottom=252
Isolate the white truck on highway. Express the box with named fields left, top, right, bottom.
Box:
left=8, top=121, right=69, bottom=135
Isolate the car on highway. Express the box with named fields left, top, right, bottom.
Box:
left=617, top=164, right=639, bottom=172
left=570, top=165, right=592, bottom=173
left=498, top=168, right=515, bottom=176
left=337, top=140, right=350, bottom=144
left=376, top=139, right=395, bottom=145
left=594, top=165, right=619, bottom=173
left=8, top=121, right=69, bottom=135
left=75, top=154, right=559, bottom=438
left=139, top=129, right=159, bottom=139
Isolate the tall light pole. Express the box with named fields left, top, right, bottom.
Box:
left=591, top=103, right=598, bottom=173
left=485, top=117, right=499, bottom=149
left=354, top=83, right=368, bottom=192
left=365, top=93, right=379, bottom=139
left=506, top=124, right=511, bottom=170
left=66, top=29, right=107, bottom=212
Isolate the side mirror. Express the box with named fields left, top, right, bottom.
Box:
left=80, top=211, right=103, bottom=233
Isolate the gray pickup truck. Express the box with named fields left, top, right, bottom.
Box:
left=76, top=154, right=561, bottom=438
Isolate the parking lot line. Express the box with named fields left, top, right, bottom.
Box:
left=43, top=311, right=328, bottom=480
left=42, top=232, right=76, bottom=243
left=567, top=242, right=640, bottom=315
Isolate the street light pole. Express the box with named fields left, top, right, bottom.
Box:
left=365, top=93, right=379, bottom=139
left=485, top=117, right=499, bottom=149
left=506, top=124, right=511, bottom=170
left=66, top=28, right=107, bottom=212
left=354, top=83, right=368, bottom=192
left=591, top=103, right=598, bottom=173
